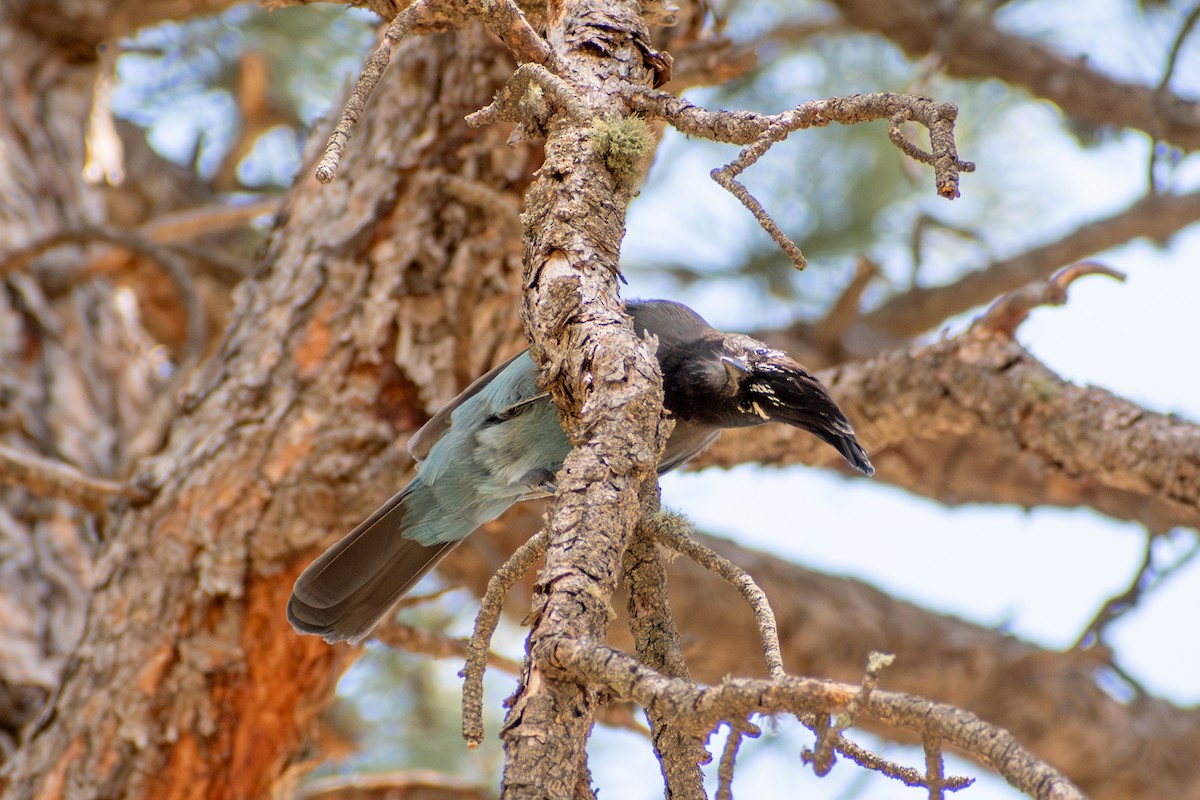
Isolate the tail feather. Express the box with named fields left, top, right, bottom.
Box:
left=287, top=485, right=460, bottom=643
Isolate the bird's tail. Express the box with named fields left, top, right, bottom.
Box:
left=287, top=480, right=459, bottom=643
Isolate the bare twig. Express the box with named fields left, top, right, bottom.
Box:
left=972, top=261, right=1126, bottom=337
left=1073, top=530, right=1200, bottom=650
left=828, top=0, right=1200, bottom=150
left=139, top=197, right=282, bottom=244
left=460, top=530, right=548, bottom=747
left=1148, top=3, right=1200, bottom=193
left=907, top=213, right=985, bottom=289
left=813, top=256, right=878, bottom=347
left=841, top=651, right=894, bottom=727
left=299, top=770, right=491, bottom=800
left=807, top=652, right=895, bottom=778
left=464, top=63, right=589, bottom=131
left=632, top=91, right=973, bottom=269
left=315, top=0, right=447, bottom=183
left=706, top=114, right=812, bottom=268
left=315, top=0, right=561, bottom=182
left=392, top=584, right=463, bottom=611
left=830, top=733, right=974, bottom=793
left=648, top=510, right=785, bottom=680
left=465, top=0, right=558, bottom=70
left=714, top=719, right=760, bottom=800
left=924, top=733, right=947, bottom=800
left=803, top=712, right=836, bottom=777
left=0, top=442, right=149, bottom=513
left=625, top=505, right=706, bottom=797
left=864, top=189, right=1200, bottom=340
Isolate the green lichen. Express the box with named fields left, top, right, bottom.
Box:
left=590, top=116, right=655, bottom=191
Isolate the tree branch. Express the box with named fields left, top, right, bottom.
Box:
left=700, top=328, right=1200, bottom=533
left=861, top=190, right=1200, bottom=340
left=0, top=443, right=149, bottom=514
left=546, top=640, right=1084, bottom=800
left=489, top=1, right=670, bottom=796
left=827, top=0, right=1200, bottom=151
left=624, top=504, right=707, bottom=798
left=2, top=225, right=208, bottom=365
left=432, top=495, right=1200, bottom=800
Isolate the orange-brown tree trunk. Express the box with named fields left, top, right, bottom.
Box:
left=1, top=20, right=530, bottom=798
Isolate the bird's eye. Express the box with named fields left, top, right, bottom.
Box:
left=753, top=347, right=771, bottom=356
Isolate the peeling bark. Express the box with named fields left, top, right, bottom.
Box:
left=3, top=26, right=530, bottom=799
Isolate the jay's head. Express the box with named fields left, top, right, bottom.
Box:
left=659, top=331, right=875, bottom=477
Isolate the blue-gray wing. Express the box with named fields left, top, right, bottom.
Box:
left=408, top=347, right=531, bottom=462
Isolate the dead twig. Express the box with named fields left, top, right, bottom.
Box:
left=806, top=651, right=894, bottom=777
left=1148, top=3, right=1200, bottom=194
left=625, top=502, right=706, bottom=797
left=460, top=530, right=548, bottom=747
left=631, top=91, right=974, bottom=269
left=316, top=0, right=557, bottom=183
left=315, top=0, right=446, bottom=183
left=866, top=189, right=1200, bottom=340
left=549, top=640, right=1084, bottom=800
left=647, top=510, right=785, bottom=680
left=465, top=0, right=558, bottom=71
left=972, top=261, right=1126, bottom=337
left=924, top=733, right=948, bottom=800
left=714, top=718, right=760, bottom=800
left=1073, top=530, right=1200, bottom=650
left=828, top=733, right=974, bottom=793
left=813, top=256, right=878, bottom=348
left=464, top=63, right=589, bottom=134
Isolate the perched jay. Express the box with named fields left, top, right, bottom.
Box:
left=288, top=300, right=873, bottom=642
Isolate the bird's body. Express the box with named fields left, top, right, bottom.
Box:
left=288, top=300, right=873, bottom=642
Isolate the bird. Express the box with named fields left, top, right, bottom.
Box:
left=287, top=299, right=873, bottom=642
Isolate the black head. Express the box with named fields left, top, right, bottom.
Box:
left=628, top=300, right=874, bottom=477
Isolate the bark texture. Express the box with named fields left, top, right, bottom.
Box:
left=496, top=1, right=670, bottom=794
left=3, top=21, right=531, bottom=799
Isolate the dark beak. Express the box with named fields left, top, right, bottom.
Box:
left=742, top=359, right=875, bottom=477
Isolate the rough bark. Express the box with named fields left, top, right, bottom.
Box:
left=701, top=329, right=1200, bottom=534
left=2, top=25, right=530, bottom=800
left=0, top=2, right=164, bottom=760
left=496, top=0, right=670, bottom=794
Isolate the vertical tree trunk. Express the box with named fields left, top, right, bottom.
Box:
left=0, top=9, right=150, bottom=759
left=3, top=25, right=532, bottom=799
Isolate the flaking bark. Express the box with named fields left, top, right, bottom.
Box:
left=3, top=28, right=530, bottom=800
